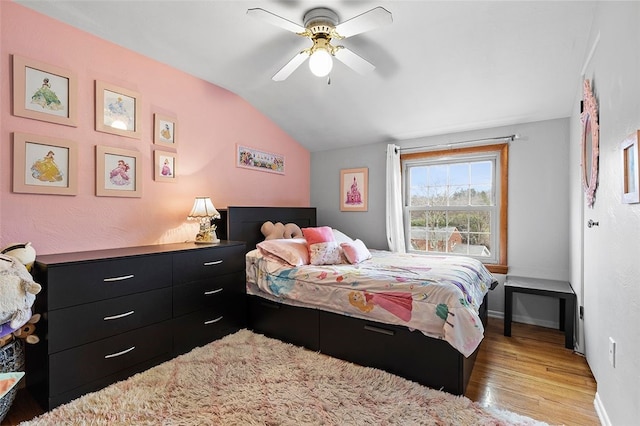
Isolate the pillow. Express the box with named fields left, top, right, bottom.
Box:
left=257, top=238, right=309, bottom=266
left=302, top=226, right=335, bottom=245
left=332, top=228, right=354, bottom=244
left=302, top=226, right=341, bottom=265
left=308, top=241, right=341, bottom=265
left=340, top=239, right=372, bottom=264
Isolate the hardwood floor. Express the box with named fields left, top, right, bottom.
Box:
left=1, top=317, right=599, bottom=425
left=466, top=317, right=599, bottom=425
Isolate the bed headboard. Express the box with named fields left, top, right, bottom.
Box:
left=227, top=206, right=317, bottom=252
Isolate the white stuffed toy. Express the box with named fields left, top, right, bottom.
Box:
left=0, top=253, right=41, bottom=330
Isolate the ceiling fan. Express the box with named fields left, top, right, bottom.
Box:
left=247, top=6, right=392, bottom=81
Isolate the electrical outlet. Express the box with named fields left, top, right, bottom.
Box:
left=608, top=337, right=616, bottom=367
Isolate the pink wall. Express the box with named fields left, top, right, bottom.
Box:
left=1, top=3, right=310, bottom=255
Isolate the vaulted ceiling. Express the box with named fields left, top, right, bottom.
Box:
left=17, top=1, right=597, bottom=152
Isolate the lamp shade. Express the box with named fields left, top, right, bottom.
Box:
left=187, top=196, right=220, bottom=220
left=309, top=49, right=333, bottom=77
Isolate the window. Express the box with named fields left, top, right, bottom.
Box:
left=401, top=144, right=508, bottom=273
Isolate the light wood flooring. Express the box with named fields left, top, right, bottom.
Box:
left=2, top=317, right=598, bottom=425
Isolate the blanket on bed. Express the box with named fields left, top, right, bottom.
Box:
left=247, top=249, right=497, bottom=357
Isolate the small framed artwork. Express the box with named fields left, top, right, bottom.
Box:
left=237, top=144, right=285, bottom=174
left=340, top=167, right=368, bottom=211
left=95, top=80, right=142, bottom=139
left=12, top=55, right=78, bottom=127
left=96, top=145, right=142, bottom=197
left=12, top=132, right=78, bottom=196
left=154, top=150, right=177, bottom=182
left=621, top=130, right=639, bottom=204
left=154, top=114, right=178, bottom=147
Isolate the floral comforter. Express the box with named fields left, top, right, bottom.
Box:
left=246, top=249, right=497, bottom=357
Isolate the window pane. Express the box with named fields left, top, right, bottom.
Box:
left=470, top=185, right=492, bottom=206
left=449, top=185, right=469, bottom=206
left=449, top=163, right=469, bottom=186
left=409, top=167, right=428, bottom=206
left=409, top=210, right=427, bottom=251
left=470, top=161, right=492, bottom=185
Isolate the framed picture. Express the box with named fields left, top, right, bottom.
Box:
left=154, top=150, right=177, bottom=182
left=95, top=80, right=142, bottom=139
left=12, top=55, right=78, bottom=127
left=12, top=132, right=78, bottom=196
left=237, top=144, right=285, bottom=174
left=154, top=114, right=178, bottom=147
left=96, top=146, right=142, bottom=197
left=340, top=167, right=368, bottom=211
left=621, top=130, right=639, bottom=204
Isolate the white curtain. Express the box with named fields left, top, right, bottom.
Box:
left=386, top=144, right=406, bottom=253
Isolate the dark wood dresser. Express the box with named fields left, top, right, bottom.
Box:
left=28, top=241, right=246, bottom=410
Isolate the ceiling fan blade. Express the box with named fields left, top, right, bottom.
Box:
left=247, top=8, right=306, bottom=34
left=335, top=7, right=393, bottom=38
left=272, top=51, right=309, bottom=81
left=334, top=48, right=375, bottom=75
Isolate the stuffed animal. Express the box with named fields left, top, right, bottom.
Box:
left=1, top=242, right=36, bottom=272
left=0, top=253, right=41, bottom=330
left=261, top=221, right=303, bottom=240
left=13, top=313, right=40, bottom=344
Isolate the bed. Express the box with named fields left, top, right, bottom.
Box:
left=227, top=206, right=497, bottom=395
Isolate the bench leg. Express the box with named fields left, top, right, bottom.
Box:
left=504, top=287, right=513, bottom=337
left=559, top=298, right=565, bottom=332
left=564, top=295, right=575, bottom=350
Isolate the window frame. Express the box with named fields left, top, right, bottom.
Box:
left=401, top=143, right=508, bottom=274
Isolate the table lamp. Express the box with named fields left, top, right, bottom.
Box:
left=187, top=196, right=221, bottom=244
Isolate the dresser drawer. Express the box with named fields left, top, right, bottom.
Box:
left=46, top=254, right=172, bottom=309
left=49, top=322, right=172, bottom=396
left=173, top=244, right=245, bottom=285
left=173, top=272, right=243, bottom=317
left=173, top=307, right=242, bottom=355
left=48, top=287, right=172, bottom=353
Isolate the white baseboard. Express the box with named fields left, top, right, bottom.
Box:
left=594, top=392, right=610, bottom=426
left=487, top=310, right=559, bottom=329
left=488, top=310, right=503, bottom=319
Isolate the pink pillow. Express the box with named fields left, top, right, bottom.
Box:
left=340, top=239, right=372, bottom=264
left=302, top=226, right=335, bottom=245
left=257, top=238, right=309, bottom=266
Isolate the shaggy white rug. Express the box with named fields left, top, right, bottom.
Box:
left=22, top=330, right=548, bottom=425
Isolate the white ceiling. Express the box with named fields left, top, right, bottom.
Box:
left=16, top=1, right=597, bottom=152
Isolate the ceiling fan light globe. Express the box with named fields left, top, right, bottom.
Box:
left=309, top=49, right=333, bottom=77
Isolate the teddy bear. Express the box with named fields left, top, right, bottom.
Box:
left=261, top=221, right=303, bottom=240
left=0, top=244, right=41, bottom=331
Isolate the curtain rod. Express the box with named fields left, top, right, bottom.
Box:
left=397, top=134, right=519, bottom=154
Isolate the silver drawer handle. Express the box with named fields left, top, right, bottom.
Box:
left=364, top=325, right=395, bottom=336
left=204, top=288, right=223, bottom=296
left=203, top=260, right=223, bottom=266
left=103, top=310, right=135, bottom=321
left=104, top=346, right=135, bottom=359
left=103, top=274, right=134, bottom=282
left=204, top=316, right=223, bottom=325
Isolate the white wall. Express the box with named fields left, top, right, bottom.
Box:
left=570, top=2, right=640, bottom=425
left=311, top=118, right=571, bottom=326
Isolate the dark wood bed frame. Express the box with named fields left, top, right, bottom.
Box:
left=227, top=206, right=487, bottom=395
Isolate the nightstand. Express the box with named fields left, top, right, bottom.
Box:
left=504, top=275, right=576, bottom=349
